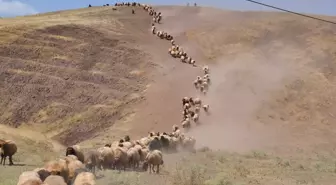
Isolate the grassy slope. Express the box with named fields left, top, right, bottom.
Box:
left=2, top=5, right=336, bottom=185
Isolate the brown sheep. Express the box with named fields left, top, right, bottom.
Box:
left=17, top=171, right=42, bottom=185
left=97, top=146, right=114, bottom=170
left=73, top=172, right=96, bottom=185
left=142, top=150, right=164, bottom=174
left=0, top=139, right=17, bottom=166
left=113, top=147, right=128, bottom=171
left=84, top=150, right=100, bottom=173
left=43, top=175, right=67, bottom=185
left=127, top=147, right=141, bottom=169
left=65, top=145, right=84, bottom=163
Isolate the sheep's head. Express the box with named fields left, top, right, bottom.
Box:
left=119, top=139, right=124, bottom=143
left=105, top=143, right=111, bottom=147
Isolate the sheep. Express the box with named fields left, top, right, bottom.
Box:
left=202, top=81, right=209, bottom=90
left=84, top=150, right=99, bottom=174
left=203, top=65, right=210, bottom=74
left=194, top=98, right=202, bottom=106
left=127, top=147, right=141, bottom=169
left=192, top=113, right=200, bottom=124
left=193, top=79, right=199, bottom=88
left=65, top=145, right=84, bottom=163
left=190, top=59, right=196, bottom=66
left=43, top=175, right=67, bottom=185
left=67, top=159, right=85, bottom=182
left=97, top=146, right=114, bottom=170
left=171, top=40, right=175, bottom=45
left=195, top=106, right=201, bottom=113
left=0, top=139, right=17, bottom=166
left=203, top=104, right=210, bottom=112
left=183, top=103, right=191, bottom=110
left=200, top=85, right=207, bottom=94
left=182, top=118, right=191, bottom=130
left=44, top=160, right=69, bottom=182
left=17, top=171, right=42, bottom=185
left=33, top=168, right=51, bottom=182
left=181, top=55, right=186, bottom=63
left=119, top=141, right=134, bottom=150
left=71, top=168, right=90, bottom=185
left=182, top=97, right=189, bottom=105
left=180, top=135, right=196, bottom=152
left=186, top=57, right=191, bottom=63
left=148, top=137, right=162, bottom=151
left=142, top=150, right=164, bottom=174
left=113, top=147, right=128, bottom=171
left=73, top=172, right=96, bottom=185
left=151, top=26, right=156, bottom=34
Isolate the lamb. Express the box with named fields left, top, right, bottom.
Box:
left=84, top=150, right=100, bottom=173
left=127, top=147, right=141, bottom=169
left=142, top=150, right=164, bottom=174
left=73, top=172, right=96, bottom=185
left=17, top=171, right=42, bottom=185
left=43, top=175, right=67, bottom=185
left=113, top=147, right=128, bottom=171
left=65, top=145, right=84, bottom=163
left=97, top=146, right=114, bottom=170
left=0, top=139, right=17, bottom=166
left=193, top=79, right=199, bottom=88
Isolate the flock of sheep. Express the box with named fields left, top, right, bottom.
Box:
left=147, top=5, right=212, bottom=131
left=0, top=2, right=212, bottom=185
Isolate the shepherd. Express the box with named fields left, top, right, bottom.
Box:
left=132, top=9, right=135, bottom=14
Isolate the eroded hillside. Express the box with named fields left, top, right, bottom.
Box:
left=0, top=6, right=157, bottom=145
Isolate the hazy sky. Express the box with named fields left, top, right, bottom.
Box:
left=0, top=0, right=335, bottom=17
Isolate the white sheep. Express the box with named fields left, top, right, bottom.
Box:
left=195, top=106, right=201, bottom=113
left=194, top=98, right=202, bottom=106
left=203, top=65, right=209, bottom=74
left=183, top=103, right=191, bottom=110
left=181, top=118, right=191, bottom=129
left=180, top=55, right=186, bottom=63
left=151, top=26, right=156, bottom=34
left=190, top=59, right=196, bottom=66
left=203, top=104, right=209, bottom=112
left=193, top=79, right=199, bottom=88
left=192, top=113, right=199, bottom=123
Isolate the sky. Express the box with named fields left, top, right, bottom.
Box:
left=0, top=0, right=336, bottom=17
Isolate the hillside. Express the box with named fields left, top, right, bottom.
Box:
left=1, top=4, right=336, bottom=185
left=0, top=6, right=160, bottom=145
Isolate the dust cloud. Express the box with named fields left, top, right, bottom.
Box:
left=186, top=54, right=296, bottom=152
